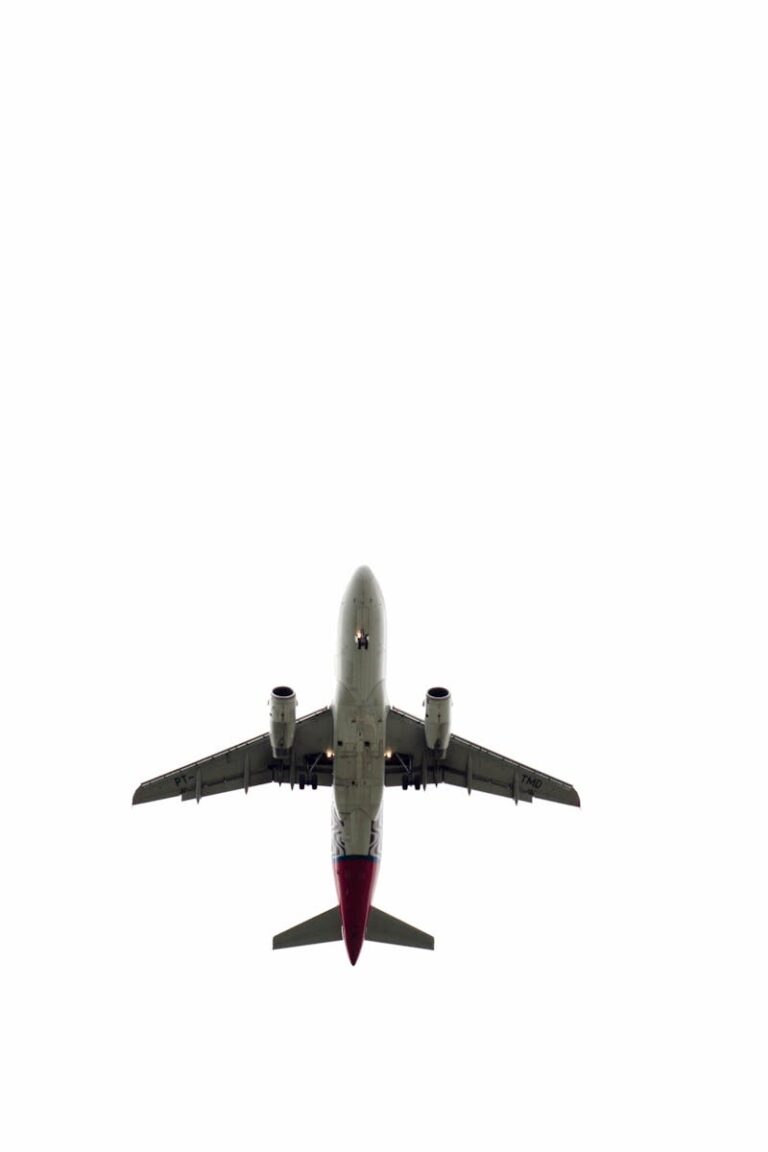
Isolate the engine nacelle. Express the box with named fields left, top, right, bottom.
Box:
left=269, top=686, right=297, bottom=759
left=424, top=687, right=452, bottom=755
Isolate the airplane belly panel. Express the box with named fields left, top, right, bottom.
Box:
left=332, top=742, right=384, bottom=856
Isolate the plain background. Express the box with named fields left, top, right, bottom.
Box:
left=2, top=2, right=766, bottom=1149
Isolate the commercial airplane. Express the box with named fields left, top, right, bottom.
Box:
left=133, top=566, right=580, bottom=964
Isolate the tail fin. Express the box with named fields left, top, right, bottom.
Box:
left=272, top=904, right=434, bottom=953
left=366, top=907, right=434, bottom=950
left=272, top=906, right=342, bottom=950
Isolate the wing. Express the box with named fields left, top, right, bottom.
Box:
left=132, top=707, right=334, bottom=804
left=384, top=707, right=580, bottom=806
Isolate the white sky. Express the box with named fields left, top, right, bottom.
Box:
left=2, top=2, right=766, bottom=1149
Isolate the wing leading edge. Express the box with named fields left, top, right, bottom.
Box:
left=384, top=707, right=580, bottom=806
left=132, top=707, right=334, bottom=804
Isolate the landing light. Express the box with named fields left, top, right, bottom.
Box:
left=385, top=750, right=392, bottom=759
left=325, top=749, right=334, bottom=759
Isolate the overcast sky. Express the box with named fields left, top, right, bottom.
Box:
left=2, top=3, right=766, bottom=1150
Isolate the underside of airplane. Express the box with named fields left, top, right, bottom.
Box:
left=133, top=567, right=580, bottom=964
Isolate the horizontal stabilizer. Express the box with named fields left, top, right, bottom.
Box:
left=366, top=907, right=434, bottom=950
left=273, top=906, right=342, bottom=950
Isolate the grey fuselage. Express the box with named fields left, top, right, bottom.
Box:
left=331, top=566, right=387, bottom=860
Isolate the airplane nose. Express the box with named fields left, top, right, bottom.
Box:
left=346, top=565, right=382, bottom=604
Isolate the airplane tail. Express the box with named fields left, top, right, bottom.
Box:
left=272, top=905, right=433, bottom=951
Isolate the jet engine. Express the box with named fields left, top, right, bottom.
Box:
left=269, top=686, right=297, bottom=759
left=424, top=687, right=451, bottom=755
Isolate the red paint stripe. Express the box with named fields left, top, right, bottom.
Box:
left=334, top=857, right=379, bottom=965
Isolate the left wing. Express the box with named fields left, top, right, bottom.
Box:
left=384, top=707, right=580, bottom=806
left=133, top=707, right=334, bottom=804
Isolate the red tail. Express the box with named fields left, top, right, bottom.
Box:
left=334, top=857, right=379, bottom=965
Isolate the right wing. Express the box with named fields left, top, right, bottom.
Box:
left=384, top=706, right=580, bottom=807
left=132, top=707, right=334, bottom=804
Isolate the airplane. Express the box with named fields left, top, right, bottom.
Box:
left=133, top=566, right=580, bottom=964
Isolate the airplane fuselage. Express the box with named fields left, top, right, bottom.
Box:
left=331, top=566, right=387, bottom=962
